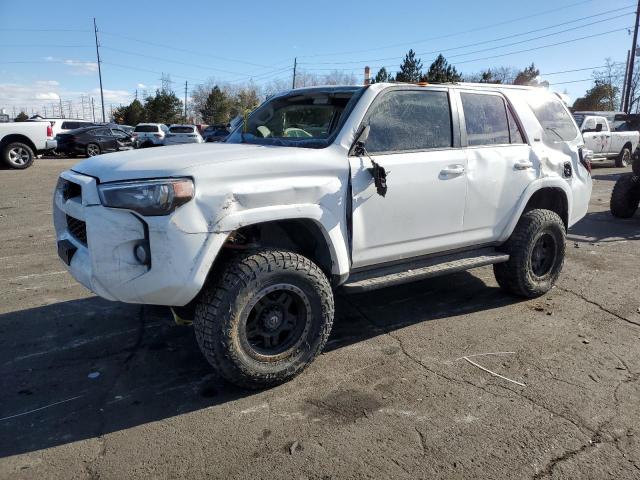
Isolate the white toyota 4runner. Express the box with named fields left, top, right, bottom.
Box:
left=53, top=83, right=592, bottom=388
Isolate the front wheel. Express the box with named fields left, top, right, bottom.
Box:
left=610, top=174, right=640, bottom=218
left=494, top=209, right=566, bottom=298
left=194, top=250, right=334, bottom=389
left=616, top=147, right=632, bottom=168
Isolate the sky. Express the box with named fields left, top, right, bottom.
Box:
left=0, top=0, right=637, bottom=119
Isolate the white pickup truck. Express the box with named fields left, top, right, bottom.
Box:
left=574, top=115, right=639, bottom=167
left=0, top=122, right=57, bottom=169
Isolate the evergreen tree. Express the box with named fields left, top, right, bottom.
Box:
left=372, top=67, right=393, bottom=84
left=513, top=63, right=540, bottom=86
left=573, top=81, right=619, bottom=111
left=14, top=111, right=28, bottom=122
left=200, top=86, right=231, bottom=125
left=479, top=69, right=501, bottom=84
left=143, top=90, right=183, bottom=124
left=422, top=54, right=462, bottom=83
left=395, top=49, right=423, bottom=83
left=113, top=99, right=145, bottom=125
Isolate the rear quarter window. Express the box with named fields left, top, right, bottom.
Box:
left=169, top=126, right=195, bottom=133
left=526, top=95, right=579, bottom=142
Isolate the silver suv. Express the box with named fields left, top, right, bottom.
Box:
left=132, top=123, right=168, bottom=148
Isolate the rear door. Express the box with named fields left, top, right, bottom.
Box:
left=93, top=128, right=117, bottom=151
left=457, top=90, right=535, bottom=242
left=349, top=87, right=468, bottom=267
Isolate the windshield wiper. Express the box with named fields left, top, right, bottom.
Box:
left=544, top=126, right=564, bottom=141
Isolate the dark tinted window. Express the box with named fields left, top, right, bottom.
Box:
left=92, top=128, right=111, bottom=136
left=461, top=93, right=510, bottom=146
left=169, top=126, right=195, bottom=133
left=527, top=95, right=578, bottom=141
left=366, top=90, right=452, bottom=153
left=134, top=125, right=159, bottom=133
left=111, top=129, right=129, bottom=137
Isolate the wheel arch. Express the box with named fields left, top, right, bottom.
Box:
left=0, top=134, right=37, bottom=154
left=499, top=181, right=571, bottom=243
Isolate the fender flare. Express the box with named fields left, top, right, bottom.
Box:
left=498, top=178, right=573, bottom=243
left=211, top=203, right=351, bottom=278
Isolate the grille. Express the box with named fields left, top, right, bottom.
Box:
left=60, top=178, right=81, bottom=201
left=66, top=215, right=87, bottom=245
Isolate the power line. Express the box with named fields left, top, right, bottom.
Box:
left=299, top=8, right=635, bottom=67
left=296, top=0, right=607, bottom=59
left=100, top=30, right=278, bottom=70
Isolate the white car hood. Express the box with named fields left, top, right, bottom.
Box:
left=71, top=143, right=317, bottom=183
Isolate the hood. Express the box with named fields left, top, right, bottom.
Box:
left=71, top=143, right=319, bottom=183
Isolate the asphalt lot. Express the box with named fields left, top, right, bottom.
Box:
left=0, top=157, right=639, bottom=479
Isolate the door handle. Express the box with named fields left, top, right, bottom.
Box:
left=441, top=165, right=465, bottom=176
left=514, top=161, right=533, bottom=170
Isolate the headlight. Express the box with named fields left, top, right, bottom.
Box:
left=98, top=178, right=194, bottom=216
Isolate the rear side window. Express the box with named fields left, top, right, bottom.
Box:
left=365, top=90, right=452, bottom=153
left=461, top=93, right=512, bottom=146
left=526, top=95, right=579, bottom=142
left=92, top=128, right=110, bottom=136
left=169, top=126, right=195, bottom=133
left=134, top=125, right=159, bottom=133
left=62, top=121, right=80, bottom=129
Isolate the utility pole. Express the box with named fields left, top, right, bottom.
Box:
left=621, top=50, right=631, bottom=111
left=43, top=105, right=47, bottom=117
left=624, top=0, right=640, bottom=113
left=91, top=97, right=96, bottom=122
left=292, top=57, right=297, bottom=89
left=184, top=81, right=188, bottom=121
left=80, top=95, right=86, bottom=120
left=59, top=97, right=64, bottom=118
left=93, top=18, right=106, bottom=122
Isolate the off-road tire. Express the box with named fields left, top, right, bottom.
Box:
left=2, top=142, right=34, bottom=169
left=493, top=209, right=566, bottom=298
left=616, top=147, right=632, bottom=168
left=194, top=250, right=334, bottom=389
left=610, top=173, right=640, bottom=218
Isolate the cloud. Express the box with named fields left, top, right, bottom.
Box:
left=64, top=59, right=98, bottom=75
left=91, top=88, right=133, bottom=104
left=35, top=80, right=60, bottom=87
left=137, top=83, right=147, bottom=89
left=35, top=92, right=60, bottom=100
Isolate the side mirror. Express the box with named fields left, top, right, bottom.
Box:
left=595, top=123, right=603, bottom=133
left=352, top=125, right=370, bottom=156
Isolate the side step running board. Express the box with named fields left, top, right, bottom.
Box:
left=342, top=248, right=509, bottom=293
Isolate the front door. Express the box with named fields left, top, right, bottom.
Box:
left=349, top=88, right=468, bottom=268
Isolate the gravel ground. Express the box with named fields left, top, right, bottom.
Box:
left=0, top=158, right=639, bottom=479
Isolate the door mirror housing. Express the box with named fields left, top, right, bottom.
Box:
left=352, top=125, right=370, bottom=156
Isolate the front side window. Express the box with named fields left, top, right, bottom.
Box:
left=461, top=93, right=511, bottom=146
left=526, top=94, right=579, bottom=142
left=365, top=90, right=452, bottom=154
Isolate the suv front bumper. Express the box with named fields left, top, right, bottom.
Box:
left=52, top=170, right=226, bottom=306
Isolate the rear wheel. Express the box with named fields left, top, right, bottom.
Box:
left=494, top=209, right=566, bottom=298
left=194, top=250, right=334, bottom=389
left=610, top=173, right=640, bottom=218
left=2, top=142, right=34, bottom=169
left=85, top=143, right=100, bottom=157
left=616, top=147, right=632, bottom=168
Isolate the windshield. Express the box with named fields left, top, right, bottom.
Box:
left=226, top=87, right=364, bottom=148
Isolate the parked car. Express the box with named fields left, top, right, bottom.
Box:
left=26, top=118, right=96, bottom=157
left=54, top=83, right=591, bottom=388
left=0, top=121, right=56, bottom=168
left=202, top=125, right=230, bottom=143
left=132, top=123, right=168, bottom=148
left=114, top=124, right=134, bottom=134
left=573, top=114, right=639, bottom=167
left=163, top=125, right=203, bottom=145
left=55, top=125, right=134, bottom=157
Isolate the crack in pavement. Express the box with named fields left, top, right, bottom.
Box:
left=556, top=286, right=640, bottom=328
